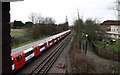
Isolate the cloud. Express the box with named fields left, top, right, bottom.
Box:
left=10, top=0, right=116, bottom=25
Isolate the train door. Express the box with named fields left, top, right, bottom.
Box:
left=60, top=36, right=62, bottom=40
left=52, top=38, right=54, bottom=44
left=33, top=44, right=40, bottom=57
left=19, top=51, right=25, bottom=67
left=44, top=42, right=47, bottom=50
left=56, top=37, right=58, bottom=42
left=12, top=51, right=26, bottom=71
left=59, top=36, right=61, bottom=40
left=48, top=41, right=50, bottom=48
left=12, top=54, right=20, bottom=71
left=62, top=35, right=63, bottom=39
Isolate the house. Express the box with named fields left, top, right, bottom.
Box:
left=9, top=22, right=14, bottom=26
left=101, top=20, right=120, bottom=39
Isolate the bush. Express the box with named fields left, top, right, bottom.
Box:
left=70, top=41, right=96, bottom=73
left=24, top=23, right=69, bottom=39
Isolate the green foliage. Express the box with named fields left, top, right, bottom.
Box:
left=73, top=17, right=106, bottom=49
left=24, top=21, right=33, bottom=28
left=96, top=40, right=120, bottom=52
left=96, top=41, right=105, bottom=48
left=84, top=19, right=106, bottom=42
left=11, top=36, right=49, bottom=49
left=73, top=18, right=84, bottom=43
left=12, top=20, right=24, bottom=29
left=25, top=23, right=69, bottom=40
left=11, top=29, right=24, bottom=38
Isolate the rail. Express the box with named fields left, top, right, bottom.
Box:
left=31, top=32, right=72, bottom=75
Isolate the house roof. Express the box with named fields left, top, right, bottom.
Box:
left=101, top=20, right=120, bottom=26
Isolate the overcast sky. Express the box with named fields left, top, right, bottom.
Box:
left=10, top=0, right=116, bottom=25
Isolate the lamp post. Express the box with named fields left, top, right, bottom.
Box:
left=85, top=34, right=88, bottom=55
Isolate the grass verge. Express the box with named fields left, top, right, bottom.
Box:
left=11, top=29, right=25, bottom=38
left=11, top=36, right=49, bottom=49
left=96, top=40, right=120, bottom=52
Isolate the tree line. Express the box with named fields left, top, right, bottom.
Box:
left=73, top=15, right=106, bottom=45
left=11, top=13, right=69, bottom=47
left=25, top=22, right=69, bottom=39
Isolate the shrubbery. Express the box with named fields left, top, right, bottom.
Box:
left=24, top=23, right=69, bottom=39
left=11, top=23, right=69, bottom=48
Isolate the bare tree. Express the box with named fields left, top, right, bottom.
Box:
left=37, top=16, right=44, bottom=24
left=29, top=13, right=56, bottom=25
left=110, top=0, right=120, bottom=20
left=29, top=13, right=36, bottom=24
left=117, top=0, right=120, bottom=20
left=29, top=13, right=45, bottom=24
left=41, top=17, right=55, bottom=24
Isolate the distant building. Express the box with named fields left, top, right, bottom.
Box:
left=9, top=22, right=14, bottom=27
left=101, top=20, right=120, bottom=39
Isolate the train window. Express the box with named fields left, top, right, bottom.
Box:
left=20, top=53, right=23, bottom=60
left=40, top=44, right=44, bottom=48
left=37, top=46, right=39, bottom=50
left=25, top=50, right=34, bottom=57
left=16, top=54, right=19, bottom=62
left=50, top=40, right=52, bottom=43
left=35, top=47, right=37, bottom=51
left=44, top=42, right=46, bottom=45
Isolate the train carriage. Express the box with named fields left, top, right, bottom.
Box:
left=32, top=44, right=40, bottom=57
left=11, top=30, right=71, bottom=72
left=11, top=51, right=25, bottom=71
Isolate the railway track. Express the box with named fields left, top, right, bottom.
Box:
left=31, top=32, right=72, bottom=75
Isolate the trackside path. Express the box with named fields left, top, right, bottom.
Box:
left=87, top=42, right=119, bottom=73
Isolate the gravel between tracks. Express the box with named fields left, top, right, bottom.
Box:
left=48, top=35, right=73, bottom=73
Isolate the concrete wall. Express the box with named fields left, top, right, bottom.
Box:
left=108, top=34, right=119, bottom=39
left=111, top=26, right=119, bottom=32
left=0, top=1, right=23, bottom=74
left=118, top=26, right=120, bottom=33
left=2, top=2, right=12, bottom=74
